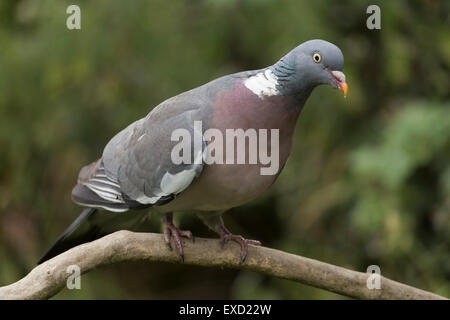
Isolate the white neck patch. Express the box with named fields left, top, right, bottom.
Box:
left=244, top=69, right=280, bottom=99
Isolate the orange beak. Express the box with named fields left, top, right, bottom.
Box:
left=330, top=70, right=348, bottom=98
left=339, top=81, right=348, bottom=98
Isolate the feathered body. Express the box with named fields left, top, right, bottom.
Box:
left=39, top=40, right=346, bottom=263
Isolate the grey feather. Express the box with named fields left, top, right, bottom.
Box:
left=43, top=39, right=346, bottom=264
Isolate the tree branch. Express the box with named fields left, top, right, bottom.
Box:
left=0, top=230, right=446, bottom=300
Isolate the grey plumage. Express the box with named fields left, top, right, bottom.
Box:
left=39, top=39, right=347, bottom=263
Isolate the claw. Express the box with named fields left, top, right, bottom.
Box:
left=162, top=215, right=194, bottom=262
left=219, top=229, right=261, bottom=263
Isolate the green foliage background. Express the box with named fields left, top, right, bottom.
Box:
left=0, top=0, right=449, bottom=299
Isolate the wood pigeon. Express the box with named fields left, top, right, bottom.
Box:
left=38, top=39, right=347, bottom=264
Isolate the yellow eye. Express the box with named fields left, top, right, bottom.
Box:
left=313, top=53, right=322, bottom=63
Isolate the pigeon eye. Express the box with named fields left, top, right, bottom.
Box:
left=313, top=53, right=322, bottom=63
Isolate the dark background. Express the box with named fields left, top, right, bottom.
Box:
left=0, top=0, right=449, bottom=299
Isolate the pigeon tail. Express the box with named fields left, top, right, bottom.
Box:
left=38, top=207, right=152, bottom=264
left=37, top=207, right=97, bottom=264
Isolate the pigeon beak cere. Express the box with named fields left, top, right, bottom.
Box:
left=330, top=70, right=348, bottom=98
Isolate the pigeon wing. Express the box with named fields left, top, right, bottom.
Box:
left=72, top=99, right=206, bottom=212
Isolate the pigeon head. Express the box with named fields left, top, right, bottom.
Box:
left=271, top=39, right=348, bottom=98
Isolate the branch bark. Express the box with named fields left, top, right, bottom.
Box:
left=0, top=230, right=446, bottom=300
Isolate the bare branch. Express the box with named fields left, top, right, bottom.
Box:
left=0, top=231, right=446, bottom=300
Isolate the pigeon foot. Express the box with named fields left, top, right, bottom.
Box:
left=163, top=214, right=194, bottom=262
left=219, top=226, right=261, bottom=263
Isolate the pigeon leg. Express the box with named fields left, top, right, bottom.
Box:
left=197, top=213, right=261, bottom=263
left=162, top=213, right=194, bottom=262
left=218, top=225, right=261, bottom=263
